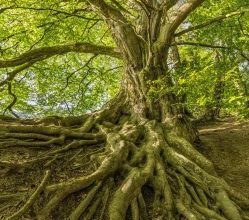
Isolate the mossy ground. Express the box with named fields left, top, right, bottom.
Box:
left=0, top=117, right=248, bottom=219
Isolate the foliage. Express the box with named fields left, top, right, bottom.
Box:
left=0, top=0, right=122, bottom=117
left=0, top=0, right=248, bottom=118
left=171, top=0, right=249, bottom=118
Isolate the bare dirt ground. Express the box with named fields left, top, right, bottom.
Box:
left=198, top=118, right=249, bottom=198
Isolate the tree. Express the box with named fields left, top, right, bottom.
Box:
left=202, top=50, right=225, bottom=120
left=0, top=0, right=248, bottom=219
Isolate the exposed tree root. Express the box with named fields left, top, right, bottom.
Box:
left=138, top=193, right=149, bottom=220
left=6, top=170, right=51, bottom=220
left=69, top=181, right=102, bottom=220
left=131, top=198, right=139, bottom=220
left=0, top=114, right=248, bottom=220
left=0, top=192, right=26, bottom=202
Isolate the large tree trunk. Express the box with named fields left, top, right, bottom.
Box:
left=1, top=86, right=248, bottom=220
left=1, top=59, right=248, bottom=220
left=1, top=1, right=249, bottom=219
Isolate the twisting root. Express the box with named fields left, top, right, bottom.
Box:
left=36, top=122, right=140, bottom=219
left=0, top=113, right=248, bottom=220
left=192, top=202, right=226, bottom=220
left=109, top=160, right=154, bottom=220
left=99, top=181, right=112, bottom=220
left=137, top=193, right=149, bottom=220
left=215, top=188, right=242, bottom=220
left=83, top=195, right=102, bottom=220
left=69, top=181, right=102, bottom=220
left=131, top=198, right=139, bottom=220
left=6, top=170, right=50, bottom=220
left=108, top=121, right=159, bottom=220
left=151, top=160, right=174, bottom=219
left=37, top=147, right=126, bottom=219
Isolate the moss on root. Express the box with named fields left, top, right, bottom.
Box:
left=0, top=112, right=248, bottom=220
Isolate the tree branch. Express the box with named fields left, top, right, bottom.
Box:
left=0, top=62, right=35, bottom=87
left=154, top=0, right=204, bottom=58
left=172, top=41, right=249, bottom=61
left=164, top=0, right=179, bottom=11
left=0, top=6, right=14, bottom=14
left=170, top=0, right=205, bottom=34
left=6, top=170, right=51, bottom=220
left=88, top=0, right=128, bottom=24
left=62, top=55, right=98, bottom=91
left=0, top=43, right=121, bottom=68
left=175, top=10, right=246, bottom=37
left=88, top=0, right=143, bottom=67
left=3, top=82, right=19, bottom=118
left=10, top=6, right=102, bottom=21
left=173, top=41, right=228, bottom=49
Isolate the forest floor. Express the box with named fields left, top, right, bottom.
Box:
left=198, top=117, right=249, bottom=199
left=0, top=117, right=248, bottom=219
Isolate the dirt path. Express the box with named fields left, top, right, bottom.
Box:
left=198, top=118, right=249, bottom=198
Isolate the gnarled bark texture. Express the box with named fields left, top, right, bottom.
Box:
left=0, top=0, right=249, bottom=219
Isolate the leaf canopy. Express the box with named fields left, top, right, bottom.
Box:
left=0, top=0, right=248, bottom=117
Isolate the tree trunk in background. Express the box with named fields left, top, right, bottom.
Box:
left=235, top=70, right=249, bottom=116
left=170, top=38, right=194, bottom=119
left=204, top=51, right=225, bottom=120
left=203, top=71, right=225, bottom=119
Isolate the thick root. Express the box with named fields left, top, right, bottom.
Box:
left=69, top=181, right=102, bottom=220
left=0, top=117, right=248, bottom=220
left=6, top=170, right=51, bottom=220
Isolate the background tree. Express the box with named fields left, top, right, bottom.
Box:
left=172, top=0, right=249, bottom=119
left=0, top=0, right=248, bottom=220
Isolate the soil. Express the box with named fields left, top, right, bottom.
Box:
left=0, top=118, right=248, bottom=219
left=198, top=118, right=249, bottom=198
